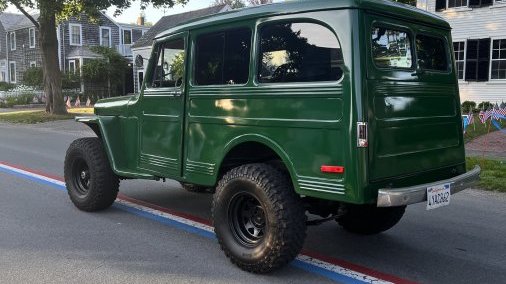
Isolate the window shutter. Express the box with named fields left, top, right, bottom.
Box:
left=477, top=38, right=491, bottom=82
left=465, top=40, right=478, bottom=81
left=481, top=0, right=493, bottom=7
left=469, top=0, right=481, bottom=7
left=435, top=0, right=446, bottom=11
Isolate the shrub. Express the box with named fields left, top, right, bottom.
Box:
left=478, top=101, right=493, bottom=110
left=0, top=82, right=15, bottom=91
left=461, top=101, right=477, bottom=113
left=23, top=67, right=43, bottom=88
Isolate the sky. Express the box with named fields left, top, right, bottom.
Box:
left=5, top=0, right=283, bottom=26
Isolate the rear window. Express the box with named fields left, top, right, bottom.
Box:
left=371, top=27, right=413, bottom=68
left=416, top=35, right=448, bottom=71
left=258, top=22, right=344, bottom=83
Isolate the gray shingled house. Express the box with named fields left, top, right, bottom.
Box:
left=131, top=4, right=230, bottom=93
left=0, top=11, right=149, bottom=95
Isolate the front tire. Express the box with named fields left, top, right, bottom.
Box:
left=337, top=204, right=406, bottom=235
left=212, top=163, right=306, bottom=273
left=64, top=137, right=119, bottom=212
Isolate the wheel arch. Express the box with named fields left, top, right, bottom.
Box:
left=217, top=134, right=299, bottom=193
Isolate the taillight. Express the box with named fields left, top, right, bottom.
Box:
left=357, top=122, right=368, bottom=148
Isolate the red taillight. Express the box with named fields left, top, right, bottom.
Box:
left=321, top=165, right=345, bottom=174
left=357, top=122, right=368, bottom=148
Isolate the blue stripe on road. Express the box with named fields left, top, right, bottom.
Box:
left=0, top=163, right=369, bottom=284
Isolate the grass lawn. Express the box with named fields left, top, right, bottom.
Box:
left=466, top=157, right=506, bottom=192
left=0, top=108, right=93, bottom=124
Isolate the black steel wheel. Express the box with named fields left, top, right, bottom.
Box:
left=212, top=163, right=306, bottom=273
left=64, top=137, right=119, bottom=212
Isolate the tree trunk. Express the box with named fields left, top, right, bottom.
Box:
left=39, top=1, right=66, bottom=114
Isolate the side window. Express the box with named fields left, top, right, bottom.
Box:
left=258, top=22, right=343, bottom=83
left=416, top=35, right=449, bottom=71
left=371, top=27, right=413, bottom=69
left=151, top=38, right=185, bottom=88
left=195, top=28, right=251, bottom=85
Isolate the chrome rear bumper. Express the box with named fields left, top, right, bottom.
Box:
left=377, top=166, right=481, bottom=207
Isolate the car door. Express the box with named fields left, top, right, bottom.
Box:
left=139, top=33, right=187, bottom=177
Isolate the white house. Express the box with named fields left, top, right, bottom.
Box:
left=417, top=0, right=506, bottom=104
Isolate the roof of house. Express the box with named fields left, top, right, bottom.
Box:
left=131, top=4, right=229, bottom=49
left=0, top=13, right=39, bottom=31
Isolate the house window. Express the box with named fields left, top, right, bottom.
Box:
left=465, top=38, right=491, bottom=81
left=69, top=24, right=82, bottom=46
left=9, top=61, right=16, bottom=83
left=9, top=32, right=16, bottom=51
left=491, top=39, right=506, bottom=80
left=29, top=61, right=37, bottom=68
left=29, top=28, right=36, bottom=48
left=454, top=41, right=466, bottom=80
left=69, top=60, right=77, bottom=74
left=100, top=27, right=111, bottom=47
left=436, top=0, right=493, bottom=10
left=448, top=0, right=468, bottom=8
left=123, top=29, right=132, bottom=45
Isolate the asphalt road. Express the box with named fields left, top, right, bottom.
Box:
left=0, top=120, right=505, bottom=283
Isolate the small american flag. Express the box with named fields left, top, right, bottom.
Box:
left=86, top=97, right=91, bottom=107
left=74, top=96, right=81, bottom=107
left=479, top=110, right=485, bottom=124
left=467, top=110, right=474, bottom=125
left=66, top=96, right=71, bottom=109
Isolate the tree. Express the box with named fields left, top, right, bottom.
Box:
left=1, top=0, right=188, bottom=114
left=212, top=0, right=246, bottom=9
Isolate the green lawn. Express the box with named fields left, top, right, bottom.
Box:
left=0, top=110, right=75, bottom=124
left=466, top=157, right=506, bottom=192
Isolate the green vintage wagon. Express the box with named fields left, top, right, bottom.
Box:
left=64, top=0, right=480, bottom=273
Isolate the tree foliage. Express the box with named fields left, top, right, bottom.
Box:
left=212, top=0, right=246, bottom=9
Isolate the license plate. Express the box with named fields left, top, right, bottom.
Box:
left=426, top=183, right=451, bottom=210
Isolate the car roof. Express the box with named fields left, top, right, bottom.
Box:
left=154, top=0, right=450, bottom=40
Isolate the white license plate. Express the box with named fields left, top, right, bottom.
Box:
left=426, top=183, right=451, bottom=210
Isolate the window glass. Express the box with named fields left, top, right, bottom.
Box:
left=453, top=41, right=465, bottom=79
left=448, top=0, right=467, bottom=8
left=195, top=28, right=251, bottom=85
left=101, top=28, right=111, bottom=47
left=371, top=27, right=412, bottom=68
left=416, top=35, right=448, bottom=71
left=123, top=30, right=132, bottom=45
left=151, top=38, right=185, bottom=88
left=70, top=25, right=81, bottom=45
left=491, top=39, right=506, bottom=79
left=29, top=28, right=35, bottom=48
left=258, top=22, right=343, bottom=83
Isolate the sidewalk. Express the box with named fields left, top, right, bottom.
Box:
left=466, top=130, right=506, bottom=161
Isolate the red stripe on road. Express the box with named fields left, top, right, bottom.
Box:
left=1, top=161, right=417, bottom=284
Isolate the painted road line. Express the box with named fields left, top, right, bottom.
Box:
left=0, top=161, right=415, bottom=284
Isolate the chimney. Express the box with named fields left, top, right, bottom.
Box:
left=137, top=12, right=145, bottom=26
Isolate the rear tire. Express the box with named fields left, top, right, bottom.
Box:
left=337, top=205, right=405, bottom=235
left=212, top=163, right=306, bottom=273
left=64, top=137, right=119, bottom=212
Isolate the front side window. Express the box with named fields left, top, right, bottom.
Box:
left=258, top=22, right=343, bottom=83
left=454, top=41, right=465, bottom=79
left=416, top=35, right=449, bottom=71
left=70, top=24, right=82, bottom=46
left=151, top=38, right=185, bottom=88
left=491, top=39, right=506, bottom=79
left=195, top=28, right=251, bottom=85
left=371, top=27, right=412, bottom=68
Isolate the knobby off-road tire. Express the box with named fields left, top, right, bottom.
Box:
left=337, top=204, right=406, bottom=235
left=64, top=137, right=119, bottom=212
left=212, top=163, right=307, bottom=273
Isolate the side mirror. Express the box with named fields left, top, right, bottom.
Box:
left=135, top=54, right=144, bottom=68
